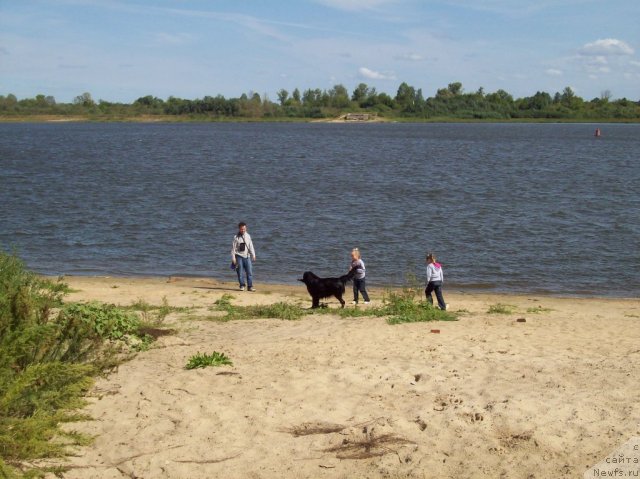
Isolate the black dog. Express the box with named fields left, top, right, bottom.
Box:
left=298, top=269, right=356, bottom=308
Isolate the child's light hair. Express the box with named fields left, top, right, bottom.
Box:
left=426, top=252, right=436, bottom=262
left=351, top=247, right=361, bottom=259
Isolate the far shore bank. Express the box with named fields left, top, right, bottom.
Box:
left=3, top=114, right=640, bottom=124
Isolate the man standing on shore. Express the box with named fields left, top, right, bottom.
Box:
left=231, top=222, right=256, bottom=291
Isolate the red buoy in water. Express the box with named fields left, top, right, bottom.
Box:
left=594, top=128, right=601, bottom=137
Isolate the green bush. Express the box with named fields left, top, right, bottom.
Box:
left=0, top=252, right=162, bottom=476
left=60, top=302, right=139, bottom=340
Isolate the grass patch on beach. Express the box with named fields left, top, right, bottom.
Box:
left=487, top=303, right=518, bottom=314
left=382, top=290, right=457, bottom=324
left=213, top=294, right=234, bottom=309
left=204, top=290, right=455, bottom=324
left=336, top=307, right=379, bottom=318
left=211, top=294, right=304, bottom=321
left=0, top=251, right=171, bottom=477
left=185, top=351, right=232, bottom=369
left=336, top=290, right=457, bottom=324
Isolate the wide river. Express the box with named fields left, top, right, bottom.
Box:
left=1, top=122, right=638, bottom=297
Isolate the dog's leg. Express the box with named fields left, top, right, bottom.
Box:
left=312, top=296, right=320, bottom=309
left=336, top=293, right=345, bottom=308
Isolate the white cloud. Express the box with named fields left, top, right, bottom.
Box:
left=579, top=38, right=634, bottom=56
left=630, top=60, right=640, bottom=67
left=315, top=0, right=396, bottom=11
left=577, top=54, right=613, bottom=74
left=569, top=39, right=634, bottom=76
left=545, top=68, right=563, bottom=76
left=358, top=67, right=396, bottom=80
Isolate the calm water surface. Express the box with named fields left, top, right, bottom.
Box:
left=1, top=122, right=638, bottom=297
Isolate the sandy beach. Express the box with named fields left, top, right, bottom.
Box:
left=49, top=276, right=640, bottom=479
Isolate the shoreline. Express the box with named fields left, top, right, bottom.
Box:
left=45, top=274, right=640, bottom=301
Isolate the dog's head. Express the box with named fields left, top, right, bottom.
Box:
left=338, top=268, right=357, bottom=283
left=298, top=271, right=317, bottom=284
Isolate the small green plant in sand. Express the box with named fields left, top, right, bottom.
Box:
left=185, top=351, right=233, bottom=369
left=488, top=303, right=518, bottom=314
left=526, top=306, right=554, bottom=314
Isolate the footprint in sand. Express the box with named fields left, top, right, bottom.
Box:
left=462, top=412, right=484, bottom=423
left=433, top=394, right=463, bottom=411
left=413, top=416, right=427, bottom=431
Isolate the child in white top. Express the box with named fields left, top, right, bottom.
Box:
left=425, top=252, right=446, bottom=310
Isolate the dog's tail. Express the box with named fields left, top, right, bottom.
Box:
left=340, top=268, right=357, bottom=284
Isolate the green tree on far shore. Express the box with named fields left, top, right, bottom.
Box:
left=2, top=81, right=639, bottom=121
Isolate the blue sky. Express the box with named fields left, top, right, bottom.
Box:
left=1, top=0, right=639, bottom=103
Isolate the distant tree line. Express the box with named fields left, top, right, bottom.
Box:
left=1, top=82, right=639, bottom=120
